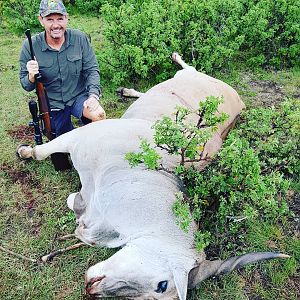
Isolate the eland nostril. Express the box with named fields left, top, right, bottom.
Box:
left=85, top=276, right=106, bottom=293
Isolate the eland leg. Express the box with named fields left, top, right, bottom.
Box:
left=116, top=87, right=145, bottom=102
left=117, top=53, right=192, bottom=102
left=17, top=131, right=73, bottom=161
left=172, top=52, right=193, bottom=69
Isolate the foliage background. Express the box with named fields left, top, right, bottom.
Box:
left=1, top=0, right=300, bottom=85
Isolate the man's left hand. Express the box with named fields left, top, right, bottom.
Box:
left=83, top=96, right=106, bottom=121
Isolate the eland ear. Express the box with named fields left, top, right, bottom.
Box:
left=172, top=267, right=189, bottom=300
left=169, top=256, right=197, bottom=300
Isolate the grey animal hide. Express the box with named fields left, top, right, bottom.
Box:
left=30, top=67, right=288, bottom=299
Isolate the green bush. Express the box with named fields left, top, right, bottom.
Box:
left=99, top=0, right=244, bottom=85
left=74, top=0, right=124, bottom=15
left=125, top=139, right=161, bottom=170
left=179, top=98, right=299, bottom=236
left=1, top=0, right=41, bottom=34
left=240, top=0, right=300, bottom=68
left=0, top=0, right=81, bottom=33
left=100, top=0, right=300, bottom=85
left=182, top=133, right=290, bottom=234
left=99, top=0, right=181, bottom=85
left=178, top=0, right=244, bottom=72
left=237, top=98, right=300, bottom=179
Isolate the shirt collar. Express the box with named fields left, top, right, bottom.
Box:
left=41, top=32, right=50, bottom=51
left=40, top=29, right=73, bottom=51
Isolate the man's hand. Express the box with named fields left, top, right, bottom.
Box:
left=83, top=96, right=106, bottom=121
left=84, top=96, right=100, bottom=112
left=26, top=59, right=39, bottom=83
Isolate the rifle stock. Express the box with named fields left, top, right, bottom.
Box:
left=25, top=29, right=71, bottom=171
left=35, top=81, right=54, bottom=140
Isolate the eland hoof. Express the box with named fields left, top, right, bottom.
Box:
left=16, top=144, right=33, bottom=160
left=172, top=52, right=181, bottom=63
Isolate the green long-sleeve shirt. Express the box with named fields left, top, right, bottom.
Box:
left=19, top=28, right=101, bottom=109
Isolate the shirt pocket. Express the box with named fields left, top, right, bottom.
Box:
left=67, top=54, right=82, bottom=76
left=39, top=57, right=55, bottom=82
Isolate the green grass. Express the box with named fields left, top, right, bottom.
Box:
left=0, top=15, right=299, bottom=300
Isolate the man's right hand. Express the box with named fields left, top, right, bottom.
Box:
left=26, top=59, right=39, bottom=83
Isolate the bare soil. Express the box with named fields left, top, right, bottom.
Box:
left=6, top=124, right=35, bottom=143
left=0, top=162, right=40, bottom=220
left=240, top=73, right=286, bottom=107
left=249, top=80, right=285, bottom=106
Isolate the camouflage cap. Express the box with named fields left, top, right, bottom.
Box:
left=39, top=0, right=67, bottom=17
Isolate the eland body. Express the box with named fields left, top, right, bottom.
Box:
left=19, top=54, right=288, bottom=299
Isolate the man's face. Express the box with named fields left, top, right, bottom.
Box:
left=38, top=13, right=69, bottom=40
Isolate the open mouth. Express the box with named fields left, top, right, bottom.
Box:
left=86, top=276, right=106, bottom=294
left=51, top=29, right=62, bottom=35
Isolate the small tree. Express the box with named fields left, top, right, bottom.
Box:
left=126, top=95, right=228, bottom=170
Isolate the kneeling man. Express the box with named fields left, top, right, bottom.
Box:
left=19, top=0, right=105, bottom=137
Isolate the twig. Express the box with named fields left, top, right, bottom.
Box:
left=184, top=155, right=211, bottom=163
left=56, top=234, right=77, bottom=241
left=0, top=245, right=38, bottom=264
left=226, top=216, right=248, bottom=223
left=41, top=242, right=86, bottom=263
left=158, top=164, right=174, bottom=175
left=196, top=108, right=205, bottom=128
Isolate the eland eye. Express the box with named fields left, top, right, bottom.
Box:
left=155, top=280, right=168, bottom=293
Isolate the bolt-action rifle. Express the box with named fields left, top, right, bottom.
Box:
left=25, top=29, right=71, bottom=171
